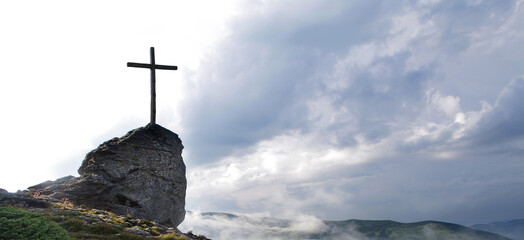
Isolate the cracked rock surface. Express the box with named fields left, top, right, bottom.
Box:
left=28, top=124, right=186, bottom=227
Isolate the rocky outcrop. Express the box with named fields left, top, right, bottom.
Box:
left=28, top=124, right=186, bottom=227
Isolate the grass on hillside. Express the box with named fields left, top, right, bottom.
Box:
left=0, top=205, right=71, bottom=240
left=0, top=204, right=209, bottom=240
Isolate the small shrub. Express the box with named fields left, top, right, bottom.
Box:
left=88, top=222, right=121, bottom=235
left=0, top=206, right=71, bottom=240
left=61, top=218, right=85, bottom=232
left=118, top=232, right=152, bottom=240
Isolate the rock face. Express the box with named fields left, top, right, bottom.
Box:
left=28, top=124, right=186, bottom=227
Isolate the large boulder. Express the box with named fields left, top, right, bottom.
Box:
left=28, top=124, right=186, bottom=227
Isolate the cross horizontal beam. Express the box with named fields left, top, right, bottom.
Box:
left=127, top=62, right=178, bottom=70
left=127, top=47, right=178, bottom=125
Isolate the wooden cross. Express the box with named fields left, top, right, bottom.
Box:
left=127, top=47, right=178, bottom=125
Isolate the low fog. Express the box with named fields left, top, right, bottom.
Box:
left=179, top=211, right=366, bottom=240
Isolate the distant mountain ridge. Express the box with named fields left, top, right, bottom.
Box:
left=329, top=219, right=510, bottom=240
left=190, top=212, right=512, bottom=240
left=472, top=219, right=524, bottom=240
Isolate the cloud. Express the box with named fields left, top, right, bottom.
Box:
left=467, top=77, right=524, bottom=146
left=177, top=0, right=524, bottom=225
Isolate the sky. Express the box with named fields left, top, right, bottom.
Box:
left=1, top=0, right=524, bottom=227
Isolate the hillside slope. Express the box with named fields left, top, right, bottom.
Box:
left=324, top=219, right=511, bottom=240
left=0, top=189, right=209, bottom=240
left=472, top=219, right=524, bottom=240
left=184, top=212, right=511, bottom=240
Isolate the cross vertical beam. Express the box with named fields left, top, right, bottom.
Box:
left=150, top=47, right=156, bottom=125
left=127, top=47, right=178, bottom=125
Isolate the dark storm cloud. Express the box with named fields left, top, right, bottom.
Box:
left=468, top=77, right=524, bottom=146
left=180, top=42, right=317, bottom=164
left=181, top=0, right=523, bottom=164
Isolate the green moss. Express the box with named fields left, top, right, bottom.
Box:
left=149, top=226, right=166, bottom=236
left=160, top=233, right=188, bottom=240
